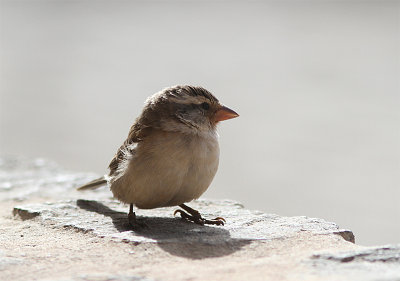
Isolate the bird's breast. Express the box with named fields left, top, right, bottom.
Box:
left=109, top=130, right=220, bottom=208
left=168, top=131, right=220, bottom=205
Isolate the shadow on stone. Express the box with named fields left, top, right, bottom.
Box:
left=77, top=199, right=132, bottom=232
left=76, top=199, right=251, bottom=259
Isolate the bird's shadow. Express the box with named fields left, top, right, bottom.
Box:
left=76, top=199, right=250, bottom=259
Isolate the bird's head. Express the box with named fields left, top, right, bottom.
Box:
left=143, top=85, right=239, bottom=135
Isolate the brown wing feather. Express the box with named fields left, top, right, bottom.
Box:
left=108, top=120, right=155, bottom=177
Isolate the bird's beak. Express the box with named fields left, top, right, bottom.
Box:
left=214, top=105, right=239, bottom=122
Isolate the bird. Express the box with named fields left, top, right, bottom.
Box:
left=77, top=85, right=239, bottom=227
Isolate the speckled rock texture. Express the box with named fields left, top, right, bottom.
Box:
left=1, top=156, right=399, bottom=281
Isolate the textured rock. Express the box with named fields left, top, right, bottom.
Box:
left=312, top=245, right=400, bottom=263
left=1, top=156, right=400, bottom=281
left=310, top=245, right=400, bottom=280
left=0, top=156, right=108, bottom=202
left=53, top=275, right=155, bottom=281
left=13, top=199, right=354, bottom=247
left=0, top=250, right=24, bottom=271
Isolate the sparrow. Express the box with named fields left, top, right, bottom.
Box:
left=77, top=85, right=239, bottom=227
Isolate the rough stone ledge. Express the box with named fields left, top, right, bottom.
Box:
left=312, top=245, right=400, bottom=263
left=309, top=245, right=400, bottom=281
left=0, top=156, right=107, bottom=202
left=12, top=198, right=355, bottom=245
left=2, top=156, right=400, bottom=281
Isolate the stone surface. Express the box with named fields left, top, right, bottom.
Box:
left=312, top=245, right=400, bottom=263
left=1, top=156, right=400, bottom=281
left=0, top=156, right=108, bottom=201
left=13, top=199, right=354, bottom=247
left=310, top=245, right=400, bottom=281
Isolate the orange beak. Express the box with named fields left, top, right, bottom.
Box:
left=214, top=105, right=239, bottom=122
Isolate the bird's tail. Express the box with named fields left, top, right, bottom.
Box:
left=77, top=176, right=107, bottom=191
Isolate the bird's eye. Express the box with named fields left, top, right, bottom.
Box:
left=201, top=102, right=210, bottom=110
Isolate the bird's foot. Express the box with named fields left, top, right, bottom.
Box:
left=128, top=204, right=147, bottom=228
left=128, top=211, right=148, bottom=228
left=174, top=204, right=225, bottom=226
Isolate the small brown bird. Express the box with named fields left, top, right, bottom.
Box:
left=77, top=85, right=238, bottom=226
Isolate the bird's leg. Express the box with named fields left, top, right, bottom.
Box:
left=128, top=204, right=137, bottom=226
left=174, top=203, right=225, bottom=226
left=128, top=204, right=147, bottom=228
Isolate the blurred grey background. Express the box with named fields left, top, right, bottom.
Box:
left=1, top=0, right=399, bottom=246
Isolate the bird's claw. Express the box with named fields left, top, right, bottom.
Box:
left=205, top=217, right=225, bottom=226
left=173, top=209, right=183, bottom=217
left=213, top=217, right=226, bottom=223
left=173, top=209, right=225, bottom=226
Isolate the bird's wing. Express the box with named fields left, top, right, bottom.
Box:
left=108, top=121, right=154, bottom=177
left=77, top=122, right=152, bottom=191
